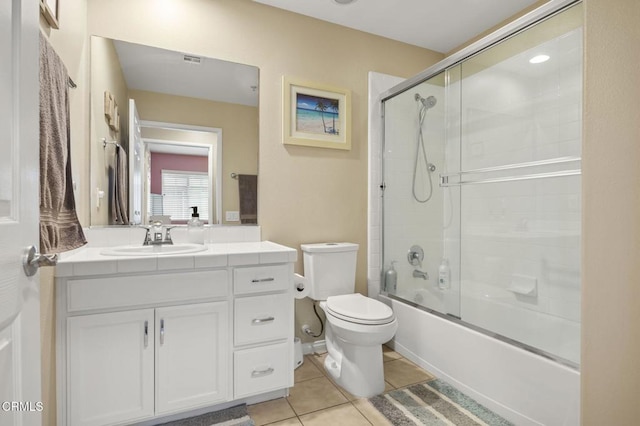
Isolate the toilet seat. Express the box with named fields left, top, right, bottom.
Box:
left=325, top=294, right=395, bottom=325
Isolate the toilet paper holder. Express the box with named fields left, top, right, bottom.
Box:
left=293, top=273, right=309, bottom=299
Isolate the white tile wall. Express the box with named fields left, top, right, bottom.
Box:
left=368, top=27, right=582, bottom=364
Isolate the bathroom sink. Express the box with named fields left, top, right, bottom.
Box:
left=100, top=243, right=207, bottom=256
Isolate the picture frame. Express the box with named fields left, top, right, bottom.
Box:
left=40, top=0, right=59, bottom=29
left=283, top=76, right=351, bottom=150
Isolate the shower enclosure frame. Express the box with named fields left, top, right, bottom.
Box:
left=378, top=0, right=582, bottom=369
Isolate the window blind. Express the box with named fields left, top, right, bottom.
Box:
left=161, top=170, right=209, bottom=221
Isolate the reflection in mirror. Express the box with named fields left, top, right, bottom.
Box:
left=90, top=36, right=259, bottom=226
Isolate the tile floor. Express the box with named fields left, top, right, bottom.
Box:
left=247, top=346, right=436, bottom=426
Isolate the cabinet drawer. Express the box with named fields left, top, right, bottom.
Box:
left=234, top=342, right=291, bottom=399
left=234, top=265, right=290, bottom=295
left=67, top=270, right=228, bottom=312
left=235, top=294, right=291, bottom=346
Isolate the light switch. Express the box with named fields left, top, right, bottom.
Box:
left=226, top=211, right=240, bottom=222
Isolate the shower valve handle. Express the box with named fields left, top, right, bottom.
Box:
left=407, top=245, right=424, bottom=267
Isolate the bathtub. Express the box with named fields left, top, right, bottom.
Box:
left=380, top=293, right=580, bottom=425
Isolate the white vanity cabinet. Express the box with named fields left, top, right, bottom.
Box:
left=67, top=309, right=155, bottom=425
left=55, top=241, right=297, bottom=426
left=155, top=302, right=229, bottom=415
left=232, top=265, right=293, bottom=399
left=59, top=271, right=230, bottom=426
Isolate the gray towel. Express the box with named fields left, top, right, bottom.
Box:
left=238, top=174, right=257, bottom=224
left=39, top=33, right=86, bottom=254
left=111, top=145, right=129, bottom=224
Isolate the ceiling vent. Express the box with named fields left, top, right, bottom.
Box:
left=183, top=54, right=202, bottom=65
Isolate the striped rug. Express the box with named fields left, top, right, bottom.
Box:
left=368, top=379, right=513, bottom=426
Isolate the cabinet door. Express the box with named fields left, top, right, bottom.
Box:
left=67, top=309, right=154, bottom=426
left=156, top=302, right=229, bottom=414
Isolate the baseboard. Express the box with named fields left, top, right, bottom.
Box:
left=301, top=339, right=326, bottom=355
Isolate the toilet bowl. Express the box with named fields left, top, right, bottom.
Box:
left=319, top=293, right=398, bottom=397
left=300, top=242, right=398, bottom=397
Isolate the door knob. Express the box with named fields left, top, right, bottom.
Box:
left=22, top=245, right=58, bottom=277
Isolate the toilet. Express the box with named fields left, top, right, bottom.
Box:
left=301, top=242, right=398, bottom=398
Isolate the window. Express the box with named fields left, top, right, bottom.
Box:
left=161, top=170, right=209, bottom=221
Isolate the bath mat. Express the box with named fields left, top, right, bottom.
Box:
left=368, top=379, right=513, bottom=426
left=157, top=403, right=255, bottom=426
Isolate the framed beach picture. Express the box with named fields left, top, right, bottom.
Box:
left=283, top=77, right=351, bottom=150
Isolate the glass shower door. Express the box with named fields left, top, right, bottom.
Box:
left=382, top=71, right=461, bottom=319
left=453, top=7, right=583, bottom=363
left=381, top=2, right=582, bottom=365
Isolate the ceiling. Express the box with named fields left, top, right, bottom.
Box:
left=113, top=40, right=259, bottom=107
left=253, top=0, right=541, bottom=53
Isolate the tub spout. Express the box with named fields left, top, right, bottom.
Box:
left=413, top=269, right=429, bottom=280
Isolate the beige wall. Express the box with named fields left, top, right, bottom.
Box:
left=582, top=0, right=640, bottom=423
left=130, top=89, right=259, bottom=225
left=86, top=0, right=442, bottom=342
left=37, top=0, right=640, bottom=423
left=446, top=0, right=549, bottom=56
left=39, top=3, right=438, bottom=422
left=90, top=36, right=129, bottom=225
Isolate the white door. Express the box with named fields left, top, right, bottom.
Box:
left=67, top=310, right=155, bottom=426
left=129, top=98, right=144, bottom=225
left=0, top=1, right=42, bottom=425
left=155, top=302, right=229, bottom=414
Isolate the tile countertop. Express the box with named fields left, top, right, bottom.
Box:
left=55, top=241, right=298, bottom=278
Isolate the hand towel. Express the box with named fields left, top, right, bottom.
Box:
left=111, top=145, right=129, bottom=224
left=39, top=33, right=86, bottom=254
left=238, top=174, right=257, bottom=224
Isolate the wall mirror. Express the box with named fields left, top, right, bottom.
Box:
left=89, top=36, right=259, bottom=226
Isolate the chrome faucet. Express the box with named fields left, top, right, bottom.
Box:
left=141, top=221, right=175, bottom=246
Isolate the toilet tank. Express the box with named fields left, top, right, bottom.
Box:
left=301, top=243, right=359, bottom=301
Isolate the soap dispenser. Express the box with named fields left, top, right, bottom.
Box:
left=187, top=206, right=204, bottom=244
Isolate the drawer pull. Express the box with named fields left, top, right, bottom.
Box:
left=144, top=321, right=149, bottom=348
left=251, top=367, right=274, bottom=378
left=251, top=277, right=275, bottom=283
left=252, top=316, right=275, bottom=325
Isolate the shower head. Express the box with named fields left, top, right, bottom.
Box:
left=415, top=93, right=437, bottom=109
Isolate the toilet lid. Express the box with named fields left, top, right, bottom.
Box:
left=326, top=294, right=395, bottom=325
